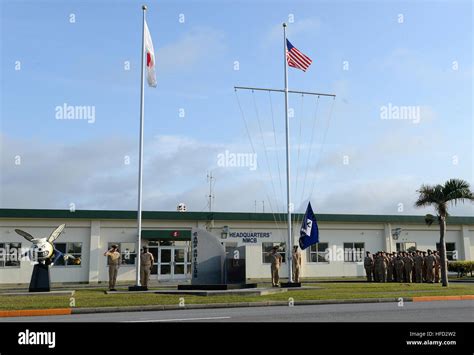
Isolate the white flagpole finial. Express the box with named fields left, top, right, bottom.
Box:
left=142, top=4, right=147, bottom=10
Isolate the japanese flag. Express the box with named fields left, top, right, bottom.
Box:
left=144, top=20, right=157, bottom=87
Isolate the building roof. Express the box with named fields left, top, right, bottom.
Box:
left=0, top=208, right=473, bottom=224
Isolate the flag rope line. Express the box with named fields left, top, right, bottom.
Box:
left=295, top=95, right=320, bottom=229
left=234, top=89, right=257, bottom=154
left=234, top=89, right=286, bottom=238
left=252, top=90, right=285, bottom=228
left=293, top=93, right=305, bottom=229
left=298, top=95, right=321, bottom=221
left=308, top=97, right=336, bottom=200
left=297, top=97, right=335, bottom=235
left=268, top=91, right=285, bottom=217
left=234, top=86, right=336, bottom=255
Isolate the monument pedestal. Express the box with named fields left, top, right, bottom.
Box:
left=178, top=283, right=257, bottom=291
left=280, top=282, right=302, bottom=288
left=128, top=285, right=148, bottom=291
left=29, top=263, right=51, bottom=292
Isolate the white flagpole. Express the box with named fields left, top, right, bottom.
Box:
left=135, top=4, right=147, bottom=287
left=283, top=23, right=294, bottom=283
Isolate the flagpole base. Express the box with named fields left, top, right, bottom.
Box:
left=280, top=282, right=301, bottom=288
left=128, top=285, right=148, bottom=291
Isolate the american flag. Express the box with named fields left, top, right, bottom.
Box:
left=286, top=39, right=312, bottom=72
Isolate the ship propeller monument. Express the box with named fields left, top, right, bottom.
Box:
left=15, top=224, right=81, bottom=292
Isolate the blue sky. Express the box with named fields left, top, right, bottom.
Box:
left=1, top=0, right=473, bottom=216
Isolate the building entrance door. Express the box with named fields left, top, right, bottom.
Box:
left=157, top=246, right=190, bottom=281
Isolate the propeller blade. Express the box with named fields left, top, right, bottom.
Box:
left=48, top=224, right=65, bottom=243
left=61, top=252, right=81, bottom=265
left=14, top=229, right=35, bottom=242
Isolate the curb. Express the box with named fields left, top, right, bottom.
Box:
left=412, top=295, right=474, bottom=302
left=0, top=308, right=71, bottom=318
left=70, top=297, right=410, bottom=315
left=0, top=290, right=75, bottom=297
left=2, top=295, right=473, bottom=317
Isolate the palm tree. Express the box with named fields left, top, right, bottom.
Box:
left=415, top=179, right=473, bottom=287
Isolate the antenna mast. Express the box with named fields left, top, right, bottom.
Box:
left=207, top=172, right=215, bottom=213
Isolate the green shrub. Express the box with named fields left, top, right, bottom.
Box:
left=448, top=260, right=474, bottom=277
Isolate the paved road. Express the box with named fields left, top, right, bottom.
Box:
left=1, top=300, right=473, bottom=322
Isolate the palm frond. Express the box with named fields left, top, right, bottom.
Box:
left=415, top=184, right=436, bottom=207
left=415, top=184, right=444, bottom=207
left=424, top=214, right=436, bottom=226
left=443, top=178, right=474, bottom=206
left=416, top=179, right=473, bottom=218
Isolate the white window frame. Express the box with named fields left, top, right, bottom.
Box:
left=262, top=242, right=286, bottom=264
left=53, top=242, right=82, bottom=268
left=107, top=242, right=137, bottom=266
left=436, top=242, right=457, bottom=261
left=0, top=242, right=22, bottom=268
left=343, top=242, right=365, bottom=263
left=307, top=242, right=330, bottom=263
left=396, top=242, right=417, bottom=253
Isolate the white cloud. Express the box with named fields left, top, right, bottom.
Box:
left=0, top=133, right=271, bottom=211
left=309, top=177, right=474, bottom=216
left=1, top=131, right=472, bottom=216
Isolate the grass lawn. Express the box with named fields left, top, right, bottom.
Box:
left=0, top=282, right=473, bottom=311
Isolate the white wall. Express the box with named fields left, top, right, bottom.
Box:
left=50, top=226, right=90, bottom=283
left=302, top=227, right=384, bottom=278
left=213, top=223, right=386, bottom=278
left=394, top=226, right=462, bottom=255
left=468, top=228, right=474, bottom=261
